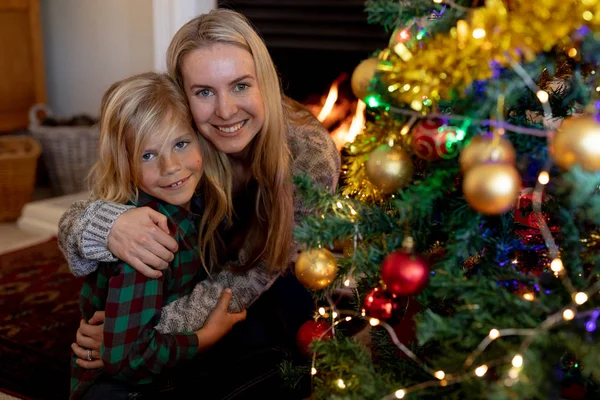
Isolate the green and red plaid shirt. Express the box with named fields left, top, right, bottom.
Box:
left=70, top=191, right=207, bottom=399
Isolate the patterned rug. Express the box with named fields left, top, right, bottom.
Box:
left=0, top=238, right=83, bottom=400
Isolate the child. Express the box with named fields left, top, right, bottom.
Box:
left=70, top=72, right=246, bottom=400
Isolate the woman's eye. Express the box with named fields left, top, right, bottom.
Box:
left=235, top=83, right=248, bottom=91
left=175, top=141, right=189, bottom=149
left=196, top=89, right=212, bottom=97
left=141, top=153, right=154, bottom=161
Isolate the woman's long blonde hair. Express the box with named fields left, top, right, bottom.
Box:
left=167, top=9, right=294, bottom=272
left=89, top=72, right=231, bottom=270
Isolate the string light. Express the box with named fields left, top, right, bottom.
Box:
left=536, top=90, right=549, bottom=103
left=574, top=292, right=589, bottom=305
left=537, top=171, right=550, bottom=185
left=511, top=354, right=524, bottom=368
left=336, top=201, right=343, bottom=209
left=344, top=279, right=351, bottom=287
left=395, top=389, right=406, bottom=399
left=522, top=293, right=535, bottom=301
left=489, top=329, right=500, bottom=340
left=434, top=370, right=446, bottom=380
left=508, top=368, right=520, bottom=379
left=319, top=307, right=326, bottom=315
left=475, top=365, right=488, bottom=377
left=337, top=379, right=346, bottom=389
left=345, top=316, right=352, bottom=321
left=472, top=28, right=486, bottom=39
left=369, top=318, right=380, bottom=326
left=332, top=311, right=338, bottom=318
left=563, top=309, right=576, bottom=321
left=311, top=367, right=317, bottom=375
left=550, top=258, right=564, bottom=273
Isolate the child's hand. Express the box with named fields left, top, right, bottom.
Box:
left=195, top=288, right=247, bottom=351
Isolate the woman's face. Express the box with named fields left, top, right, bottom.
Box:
left=181, top=43, right=265, bottom=158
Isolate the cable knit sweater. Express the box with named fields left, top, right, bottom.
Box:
left=58, top=102, right=340, bottom=333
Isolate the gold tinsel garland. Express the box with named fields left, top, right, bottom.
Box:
left=378, top=0, right=600, bottom=108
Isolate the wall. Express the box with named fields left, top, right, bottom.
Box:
left=41, top=0, right=216, bottom=117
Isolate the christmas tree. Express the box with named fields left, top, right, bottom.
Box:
left=289, top=1, right=600, bottom=399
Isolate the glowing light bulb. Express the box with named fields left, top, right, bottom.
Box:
left=400, top=125, right=410, bottom=135
left=574, top=292, right=588, bottom=305
left=337, top=379, right=346, bottom=389
left=538, top=171, right=550, bottom=185
left=475, top=365, right=488, bottom=377
left=563, top=309, right=575, bottom=321
left=345, top=316, right=352, bottom=321
left=434, top=370, right=445, bottom=380
left=472, top=28, right=486, bottom=39
left=369, top=318, right=380, bottom=326
left=523, top=293, right=535, bottom=301
left=489, top=329, right=500, bottom=340
left=332, top=311, right=338, bottom=319
left=512, top=354, right=523, bottom=368
left=395, top=389, right=406, bottom=399
left=318, top=307, right=326, bottom=315
left=344, top=279, right=350, bottom=287
left=508, top=368, right=520, bottom=379
left=433, top=0, right=443, bottom=3
left=536, top=90, right=549, bottom=103
left=550, top=258, right=564, bottom=272
left=311, top=367, right=317, bottom=375
left=336, top=202, right=343, bottom=209
left=568, top=48, right=578, bottom=57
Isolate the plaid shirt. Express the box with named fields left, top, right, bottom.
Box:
left=70, top=191, right=207, bottom=399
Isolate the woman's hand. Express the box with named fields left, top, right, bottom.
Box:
left=108, top=207, right=179, bottom=278
left=195, top=289, right=247, bottom=351
left=72, top=311, right=105, bottom=369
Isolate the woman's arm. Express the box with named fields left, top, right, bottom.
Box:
left=155, top=260, right=278, bottom=333
left=58, top=199, right=178, bottom=278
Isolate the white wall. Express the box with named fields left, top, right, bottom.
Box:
left=41, top=0, right=216, bottom=117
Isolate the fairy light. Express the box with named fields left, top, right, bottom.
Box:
left=337, top=379, right=346, bottom=389
left=508, top=368, right=520, bottom=379
left=475, top=365, right=488, bottom=377
left=523, top=293, right=535, bottom=301
left=433, top=0, right=443, bottom=3
left=319, top=307, right=326, bottom=316
left=472, top=28, right=486, bottom=39
left=512, top=354, right=524, bottom=368
left=538, top=171, right=550, bottom=185
left=332, top=311, right=338, bottom=319
left=563, top=309, right=576, bottom=321
left=345, top=316, right=352, bottom=322
left=434, top=370, right=446, bottom=380
left=370, top=318, right=380, bottom=326
left=550, top=258, right=564, bottom=273
left=489, top=329, right=500, bottom=340
left=574, top=292, right=589, bottom=305
left=350, top=207, right=357, bottom=216
left=311, top=367, right=317, bottom=375
left=336, top=201, right=343, bottom=209
left=400, top=125, right=410, bottom=135
left=344, top=279, right=351, bottom=287
left=536, top=90, right=549, bottom=103
left=583, top=10, right=593, bottom=21
left=568, top=48, right=578, bottom=58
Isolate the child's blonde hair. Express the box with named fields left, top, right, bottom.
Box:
left=166, top=9, right=294, bottom=272
left=90, top=72, right=231, bottom=270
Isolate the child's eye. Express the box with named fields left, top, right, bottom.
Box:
left=235, top=83, right=248, bottom=91
left=175, top=141, right=189, bottom=150
left=195, top=88, right=212, bottom=97
left=141, top=152, right=155, bottom=161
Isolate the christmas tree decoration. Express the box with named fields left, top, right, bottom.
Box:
left=295, top=248, right=339, bottom=290
left=350, top=57, right=379, bottom=101
left=365, top=145, right=413, bottom=194
left=463, top=162, right=522, bottom=215
left=296, top=319, right=333, bottom=358
left=550, top=114, right=600, bottom=172
left=381, top=249, right=431, bottom=296
left=411, top=118, right=460, bottom=161
left=459, top=133, right=516, bottom=172
left=362, top=286, right=400, bottom=321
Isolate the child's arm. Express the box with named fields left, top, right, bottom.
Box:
left=101, top=264, right=243, bottom=382
left=155, top=260, right=278, bottom=334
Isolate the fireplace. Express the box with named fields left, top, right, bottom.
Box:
left=217, top=0, right=388, bottom=104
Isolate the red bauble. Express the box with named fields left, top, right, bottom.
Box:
left=381, top=251, right=430, bottom=296
left=362, top=287, right=399, bottom=321
left=412, top=118, right=459, bottom=161
left=296, top=319, right=333, bottom=357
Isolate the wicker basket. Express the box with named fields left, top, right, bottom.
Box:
left=28, top=104, right=99, bottom=195
left=0, top=135, right=42, bottom=222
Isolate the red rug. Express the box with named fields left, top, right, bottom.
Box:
left=0, top=238, right=84, bottom=399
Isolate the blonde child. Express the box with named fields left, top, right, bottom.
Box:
left=70, top=72, right=246, bottom=400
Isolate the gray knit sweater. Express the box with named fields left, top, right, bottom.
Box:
left=58, top=104, right=340, bottom=334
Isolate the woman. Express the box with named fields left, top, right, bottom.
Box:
left=61, top=8, right=340, bottom=398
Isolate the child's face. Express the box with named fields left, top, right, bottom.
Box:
left=138, top=128, right=203, bottom=209
left=181, top=43, right=265, bottom=159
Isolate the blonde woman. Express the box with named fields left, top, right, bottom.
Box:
left=62, top=9, right=339, bottom=398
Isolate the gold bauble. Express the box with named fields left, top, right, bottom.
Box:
left=295, top=248, right=338, bottom=290
left=550, top=115, right=600, bottom=172
left=366, top=145, right=414, bottom=194
left=463, top=163, right=522, bottom=215
left=351, top=58, right=379, bottom=100
left=459, top=134, right=516, bottom=172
